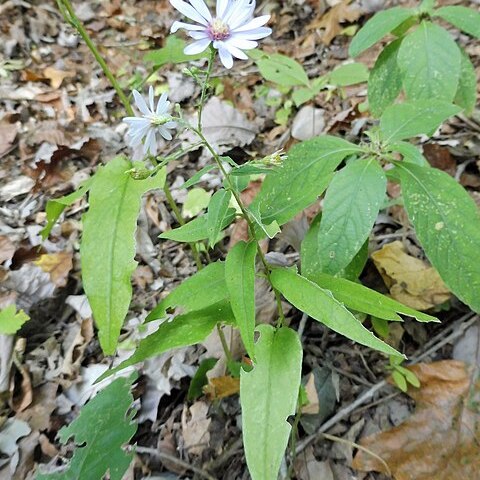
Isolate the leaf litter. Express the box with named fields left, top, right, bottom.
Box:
left=0, top=0, right=479, bottom=478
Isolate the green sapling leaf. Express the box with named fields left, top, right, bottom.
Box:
left=434, top=6, right=480, bottom=40
left=349, top=7, right=416, bottom=57
left=80, top=157, right=166, bottom=355
left=240, top=325, right=302, bottom=480
left=225, top=241, right=257, bottom=359
left=206, top=189, right=232, bottom=248
left=0, top=305, right=29, bottom=335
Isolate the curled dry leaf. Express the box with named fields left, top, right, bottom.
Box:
left=204, top=375, right=240, bottom=400
left=181, top=401, right=211, bottom=456
left=353, top=360, right=480, bottom=480
left=372, top=241, right=451, bottom=310
left=34, top=252, right=73, bottom=288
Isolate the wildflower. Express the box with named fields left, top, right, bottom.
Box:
left=123, top=87, right=176, bottom=156
left=170, top=0, right=272, bottom=69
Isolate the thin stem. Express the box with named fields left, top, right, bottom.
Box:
left=217, top=324, right=234, bottom=364
left=197, top=47, right=216, bottom=131
left=287, top=402, right=302, bottom=478
left=57, top=0, right=134, bottom=116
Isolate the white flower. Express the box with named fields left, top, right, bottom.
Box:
left=123, top=87, right=177, bottom=156
left=170, top=0, right=272, bottom=69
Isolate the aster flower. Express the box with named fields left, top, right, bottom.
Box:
left=123, top=87, right=177, bottom=156
left=170, top=0, right=272, bottom=69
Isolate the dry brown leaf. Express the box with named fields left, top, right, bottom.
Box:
left=34, top=252, right=73, bottom=287
left=0, top=236, right=15, bottom=265
left=0, top=123, right=18, bottom=158
left=308, top=0, right=361, bottom=45
left=42, top=67, right=74, bottom=89
left=204, top=376, right=240, bottom=400
left=301, top=373, right=320, bottom=415
left=181, top=401, right=211, bottom=455
left=371, top=241, right=450, bottom=310
left=353, top=360, right=480, bottom=480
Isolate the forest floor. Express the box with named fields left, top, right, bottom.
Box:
left=0, top=0, right=479, bottom=479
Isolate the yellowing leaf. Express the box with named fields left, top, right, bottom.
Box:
left=35, top=252, right=73, bottom=287
left=204, top=376, right=240, bottom=400
left=43, top=66, right=74, bottom=89
left=372, top=241, right=450, bottom=310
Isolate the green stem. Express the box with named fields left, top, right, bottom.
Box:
left=197, top=47, right=215, bottom=131
left=287, top=400, right=302, bottom=478
left=57, top=0, right=134, bottom=117
left=217, top=324, right=233, bottom=364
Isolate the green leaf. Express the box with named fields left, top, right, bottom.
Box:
left=397, top=162, right=480, bottom=313
left=147, top=261, right=228, bottom=321
left=181, top=164, right=217, bottom=189
left=292, top=87, right=316, bottom=107
left=392, top=370, right=408, bottom=392
left=379, top=101, right=462, bottom=142
left=104, top=301, right=235, bottom=378
left=316, top=158, right=386, bottom=275
left=349, top=7, right=416, bottom=57
left=80, top=157, right=166, bottom=355
left=255, top=136, right=363, bottom=226
left=182, top=187, right=211, bottom=218
left=368, top=38, right=403, bottom=117
left=305, top=272, right=438, bottom=323
left=225, top=241, right=257, bottom=359
left=159, top=209, right=236, bottom=243
left=187, top=358, right=218, bottom=401
left=434, top=6, right=480, bottom=40
left=329, top=62, right=369, bottom=87
left=388, top=141, right=430, bottom=167
left=41, top=178, right=93, bottom=240
left=206, top=189, right=231, bottom=248
left=455, top=50, right=477, bottom=116
left=256, top=54, right=310, bottom=87
left=0, top=305, right=29, bottom=335
left=270, top=268, right=402, bottom=356
left=419, top=0, right=436, bottom=14
left=397, top=366, right=421, bottom=388
left=144, top=35, right=207, bottom=66
left=397, top=22, right=461, bottom=102
left=240, top=325, right=302, bottom=480
left=37, top=374, right=137, bottom=480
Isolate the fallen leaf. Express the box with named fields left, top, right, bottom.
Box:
left=34, top=252, right=73, bottom=287
left=42, top=66, right=74, bottom=89
left=301, top=372, right=320, bottom=415
left=0, top=123, right=17, bottom=157
left=295, top=446, right=335, bottom=480
left=204, top=375, right=240, bottom=400
left=353, top=360, right=480, bottom=480
left=181, top=401, right=211, bottom=455
left=308, top=0, right=361, bottom=45
left=0, top=237, right=15, bottom=265
left=372, top=241, right=451, bottom=310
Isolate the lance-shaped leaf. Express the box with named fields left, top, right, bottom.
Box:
left=271, top=268, right=402, bottom=357
left=305, top=272, right=438, bottom=323
left=147, top=261, right=228, bottom=321
left=159, top=209, right=236, bottom=243
left=225, top=241, right=257, bottom=359
left=316, top=158, right=386, bottom=276
left=41, top=177, right=94, bottom=240
left=455, top=50, right=477, bottom=115
left=397, top=162, right=480, bottom=313
left=80, top=157, right=166, bottom=355
left=255, top=136, right=363, bottom=226
left=397, top=22, right=461, bottom=102
left=379, top=101, right=462, bottom=143
left=240, top=325, right=302, bottom=480
left=37, top=374, right=137, bottom=480
left=349, top=7, right=416, bottom=57
left=206, top=189, right=232, bottom=248
left=368, top=38, right=403, bottom=117
left=388, top=142, right=429, bottom=167
left=102, top=301, right=235, bottom=379
left=434, top=6, right=480, bottom=40
left=256, top=53, right=310, bottom=87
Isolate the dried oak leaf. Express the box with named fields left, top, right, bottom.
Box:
left=204, top=375, right=240, bottom=400
left=371, top=241, right=450, bottom=310
left=353, top=360, right=480, bottom=480
left=308, top=0, right=361, bottom=45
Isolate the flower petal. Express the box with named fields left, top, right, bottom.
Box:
left=148, top=86, right=155, bottom=111
left=189, top=31, right=210, bottom=40
left=225, top=1, right=256, bottom=30
left=224, top=42, right=249, bottom=60
left=133, top=90, right=151, bottom=116
left=227, top=37, right=257, bottom=50
left=156, top=92, right=169, bottom=115
left=171, top=20, right=205, bottom=33
left=184, top=38, right=211, bottom=55
left=216, top=0, right=231, bottom=18
left=164, top=121, right=177, bottom=129
left=169, top=0, right=209, bottom=26
left=231, top=27, right=272, bottom=40
left=189, top=0, right=212, bottom=22
left=144, top=128, right=157, bottom=155
left=159, top=126, right=173, bottom=141
left=233, top=14, right=270, bottom=32
left=217, top=44, right=234, bottom=69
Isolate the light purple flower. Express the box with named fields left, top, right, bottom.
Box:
left=170, top=0, right=272, bottom=69
left=123, top=87, right=177, bottom=156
